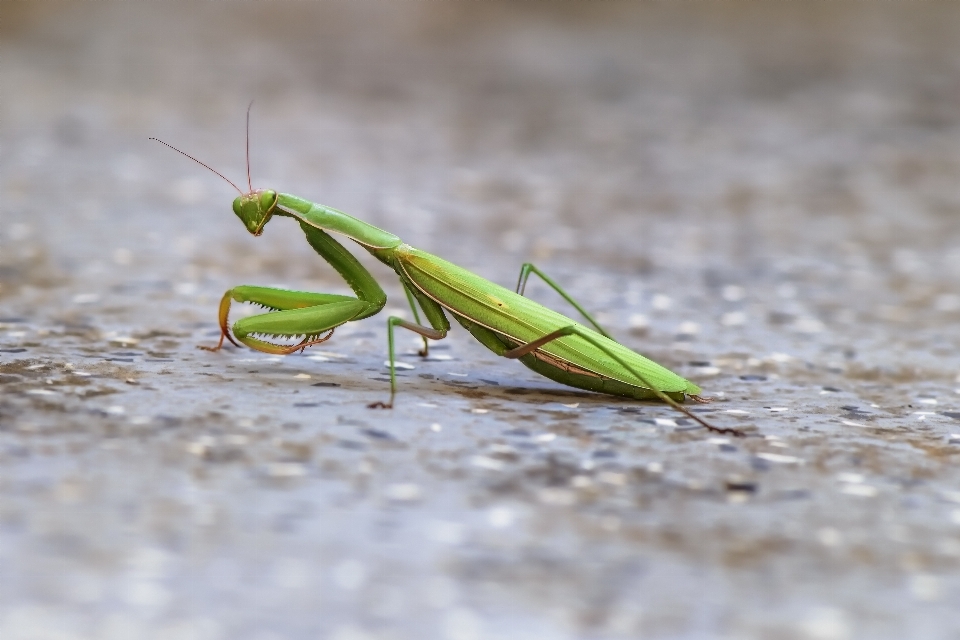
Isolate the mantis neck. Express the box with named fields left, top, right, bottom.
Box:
left=275, top=193, right=402, bottom=251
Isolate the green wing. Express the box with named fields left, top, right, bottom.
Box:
left=396, top=246, right=697, bottom=394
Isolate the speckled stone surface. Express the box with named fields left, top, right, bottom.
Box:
left=2, top=3, right=960, bottom=639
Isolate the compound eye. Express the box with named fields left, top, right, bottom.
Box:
left=259, top=190, right=278, bottom=212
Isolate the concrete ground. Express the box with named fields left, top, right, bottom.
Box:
left=2, top=2, right=960, bottom=639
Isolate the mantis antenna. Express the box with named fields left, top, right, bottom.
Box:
left=246, top=100, right=254, bottom=193
left=148, top=137, right=244, bottom=196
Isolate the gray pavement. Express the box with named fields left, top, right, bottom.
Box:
left=2, top=3, right=960, bottom=639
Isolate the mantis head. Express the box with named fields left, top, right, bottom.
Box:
left=232, top=190, right=278, bottom=236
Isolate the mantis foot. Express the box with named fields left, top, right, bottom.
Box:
left=705, top=425, right=746, bottom=438
left=199, top=326, right=241, bottom=352
left=687, top=396, right=744, bottom=436
left=198, top=334, right=229, bottom=352
left=198, top=341, right=233, bottom=352
left=367, top=401, right=393, bottom=409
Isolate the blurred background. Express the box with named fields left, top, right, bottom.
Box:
left=2, top=2, right=960, bottom=639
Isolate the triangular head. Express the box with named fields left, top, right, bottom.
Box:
left=232, top=189, right=278, bottom=236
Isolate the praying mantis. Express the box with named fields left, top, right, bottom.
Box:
left=151, top=117, right=742, bottom=436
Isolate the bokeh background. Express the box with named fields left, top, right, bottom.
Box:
left=3, top=2, right=960, bottom=639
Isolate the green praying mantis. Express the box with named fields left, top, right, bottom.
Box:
left=151, top=117, right=742, bottom=437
